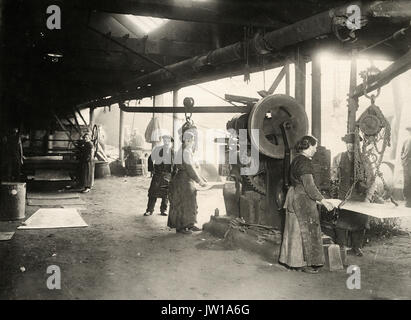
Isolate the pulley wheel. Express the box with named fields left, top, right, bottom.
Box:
left=248, top=94, right=308, bottom=159
left=359, top=114, right=382, bottom=136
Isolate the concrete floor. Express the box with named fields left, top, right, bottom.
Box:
left=0, top=176, right=410, bottom=300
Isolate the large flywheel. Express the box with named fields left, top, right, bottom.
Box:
left=248, top=94, right=308, bottom=159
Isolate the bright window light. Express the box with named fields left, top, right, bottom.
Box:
left=126, top=15, right=168, bottom=34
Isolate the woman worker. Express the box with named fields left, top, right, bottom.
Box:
left=279, top=135, right=335, bottom=273
left=167, top=127, right=207, bottom=234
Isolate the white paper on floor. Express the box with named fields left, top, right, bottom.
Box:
left=0, top=232, right=15, bottom=241
left=17, top=208, right=88, bottom=230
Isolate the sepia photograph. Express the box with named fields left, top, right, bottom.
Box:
left=0, top=0, right=410, bottom=308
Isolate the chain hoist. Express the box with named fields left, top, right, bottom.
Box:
left=340, top=64, right=397, bottom=207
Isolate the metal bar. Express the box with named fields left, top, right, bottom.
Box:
left=30, top=139, right=73, bottom=142
left=224, top=94, right=259, bottom=105
left=258, top=66, right=286, bottom=97
left=268, top=66, right=286, bottom=95
left=351, top=48, right=411, bottom=99
left=119, top=105, right=252, bottom=114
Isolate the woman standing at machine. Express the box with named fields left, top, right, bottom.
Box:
left=167, top=126, right=207, bottom=234
left=279, top=135, right=335, bottom=273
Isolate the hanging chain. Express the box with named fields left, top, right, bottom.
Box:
left=339, top=64, right=397, bottom=208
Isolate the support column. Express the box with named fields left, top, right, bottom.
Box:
left=89, top=107, right=95, bottom=129
left=311, top=53, right=322, bottom=144
left=152, top=95, right=163, bottom=150
left=295, top=50, right=306, bottom=108
left=285, top=63, right=290, bottom=96
left=119, top=106, right=124, bottom=165
left=347, top=50, right=359, bottom=133
left=172, top=90, right=182, bottom=153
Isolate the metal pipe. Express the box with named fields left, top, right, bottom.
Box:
left=83, top=2, right=370, bottom=108
left=118, top=105, right=252, bottom=114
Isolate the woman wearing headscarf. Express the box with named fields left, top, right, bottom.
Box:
left=167, top=127, right=207, bottom=234
left=279, top=135, right=335, bottom=273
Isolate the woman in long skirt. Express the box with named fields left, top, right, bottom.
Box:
left=167, top=131, right=207, bottom=234
left=279, top=135, right=335, bottom=273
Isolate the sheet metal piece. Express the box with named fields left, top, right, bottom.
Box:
left=327, top=199, right=411, bottom=218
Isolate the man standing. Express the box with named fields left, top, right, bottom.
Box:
left=144, top=134, right=173, bottom=216
left=79, top=132, right=95, bottom=193
left=331, top=132, right=369, bottom=257
left=401, top=126, right=411, bottom=207
left=1, top=128, right=24, bottom=182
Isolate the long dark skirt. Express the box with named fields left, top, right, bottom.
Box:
left=280, top=187, right=324, bottom=267
left=167, top=170, right=198, bottom=230
left=81, top=161, right=94, bottom=188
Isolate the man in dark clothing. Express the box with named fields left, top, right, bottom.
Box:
left=401, top=127, right=411, bottom=207
left=331, top=132, right=369, bottom=257
left=144, top=135, right=173, bottom=216
left=1, top=128, right=24, bottom=182
left=79, top=133, right=95, bottom=193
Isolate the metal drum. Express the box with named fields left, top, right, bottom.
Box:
left=0, top=182, right=26, bottom=221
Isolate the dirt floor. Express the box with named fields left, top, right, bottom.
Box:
left=0, top=176, right=410, bottom=300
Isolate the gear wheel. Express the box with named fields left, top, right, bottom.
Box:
left=243, top=172, right=266, bottom=195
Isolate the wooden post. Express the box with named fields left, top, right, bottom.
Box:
left=172, top=89, right=181, bottom=153
left=285, top=63, right=290, bottom=96
left=89, top=107, right=95, bottom=129
left=295, top=50, right=306, bottom=108
left=347, top=50, right=358, bottom=133
left=119, top=107, right=124, bottom=165
left=311, top=53, right=322, bottom=144
left=390, top=79, right=403, bottom=159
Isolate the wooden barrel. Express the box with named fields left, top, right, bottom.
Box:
left=127, top=163, right=144, bottom=176
left=0, top=182, right=26, bottom=221
left=94, top=161, right=111, bottom=179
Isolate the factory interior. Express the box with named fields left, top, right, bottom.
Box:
left=1, top=0, right=411, bottom=300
